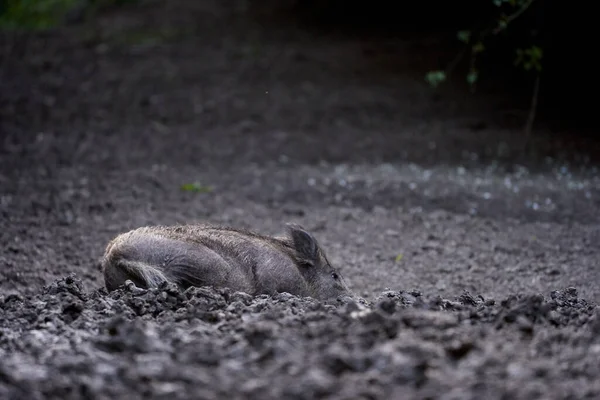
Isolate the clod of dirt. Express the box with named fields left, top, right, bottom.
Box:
left=1, top=275, right=599, bottom=399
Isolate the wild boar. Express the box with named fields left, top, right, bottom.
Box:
left=101, top=223, right=352, bottom=301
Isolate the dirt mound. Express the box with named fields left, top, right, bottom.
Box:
left=1, top=275, right=598, bottom=399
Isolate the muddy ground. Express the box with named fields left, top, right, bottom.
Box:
left=1, top=0, right=599, bottom=398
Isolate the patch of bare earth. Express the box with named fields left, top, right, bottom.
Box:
left=1, top=1, right=599, bottom=399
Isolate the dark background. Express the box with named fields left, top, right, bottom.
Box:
left=286, top=0, right=594, bottom=131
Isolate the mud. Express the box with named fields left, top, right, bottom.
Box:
left=1, top=276, right=599, bottom=399
left=1, top=0, right=600, bottom=398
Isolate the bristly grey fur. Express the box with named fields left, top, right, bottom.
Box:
left=101, top=223, right=352, bottom=301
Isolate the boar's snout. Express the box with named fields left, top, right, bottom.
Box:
left=286, top=223, right=352, bottom=300
left=320, top=267, right=352, bottom=299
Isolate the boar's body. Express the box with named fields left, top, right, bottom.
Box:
left=101, top=223, right=351, bottom=300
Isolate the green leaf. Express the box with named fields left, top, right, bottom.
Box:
left=395, top=254, right=403, bottom=263
left=530, top=46, right=543, bottom=60
left=496, top=19, right=508, bottom=31
left=514, top=46, right=543, bottom=72
left=472, top=42, right=485, bottom=53
left=467, top=69, right=479, bottom=86
left=181, top=182, right=213, bottom=193
left=425, top=70, right=446, bottom=88
left=457, top=30, right=471, bottom=43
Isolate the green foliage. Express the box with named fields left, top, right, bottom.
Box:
left=466, top=69, right=478, bottom=86
left=425, top=0, right=540, bottom=90
left=180, top=183, right=213, bottom=193
left=0, top=0, right=139, bottom=30
left=0, top=0, right=79, bottom=30
left=457, top=30, right=471, bottom=43
left=472, top=42, right=485, bottom=54
left=515, top=45, right=543, bottom=71
left=425, top=70, right=446, bottom=88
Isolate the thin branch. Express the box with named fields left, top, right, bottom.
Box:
left=444, top=46, right=468, bottom=77
left=435, top=0, right=538, bottom=95
left=442, top=0, right=535, bottom=81
left=468, top=48, right=479, bottom=92
left=493, top=0, right=536, bottom=35
left=523, top=74, right=540, bottom=151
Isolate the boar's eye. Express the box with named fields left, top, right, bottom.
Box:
left=331, top=272, right=339, bottom=280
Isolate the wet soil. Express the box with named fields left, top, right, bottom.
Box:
left=2, top=277, right=599, bottom=399
left=1, top=0, right=599, bottom=398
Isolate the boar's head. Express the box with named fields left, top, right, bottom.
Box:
left=286, top=223, right=352, bottom=300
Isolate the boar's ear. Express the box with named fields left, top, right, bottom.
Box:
left=286, top=223, right=319, bottom=266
